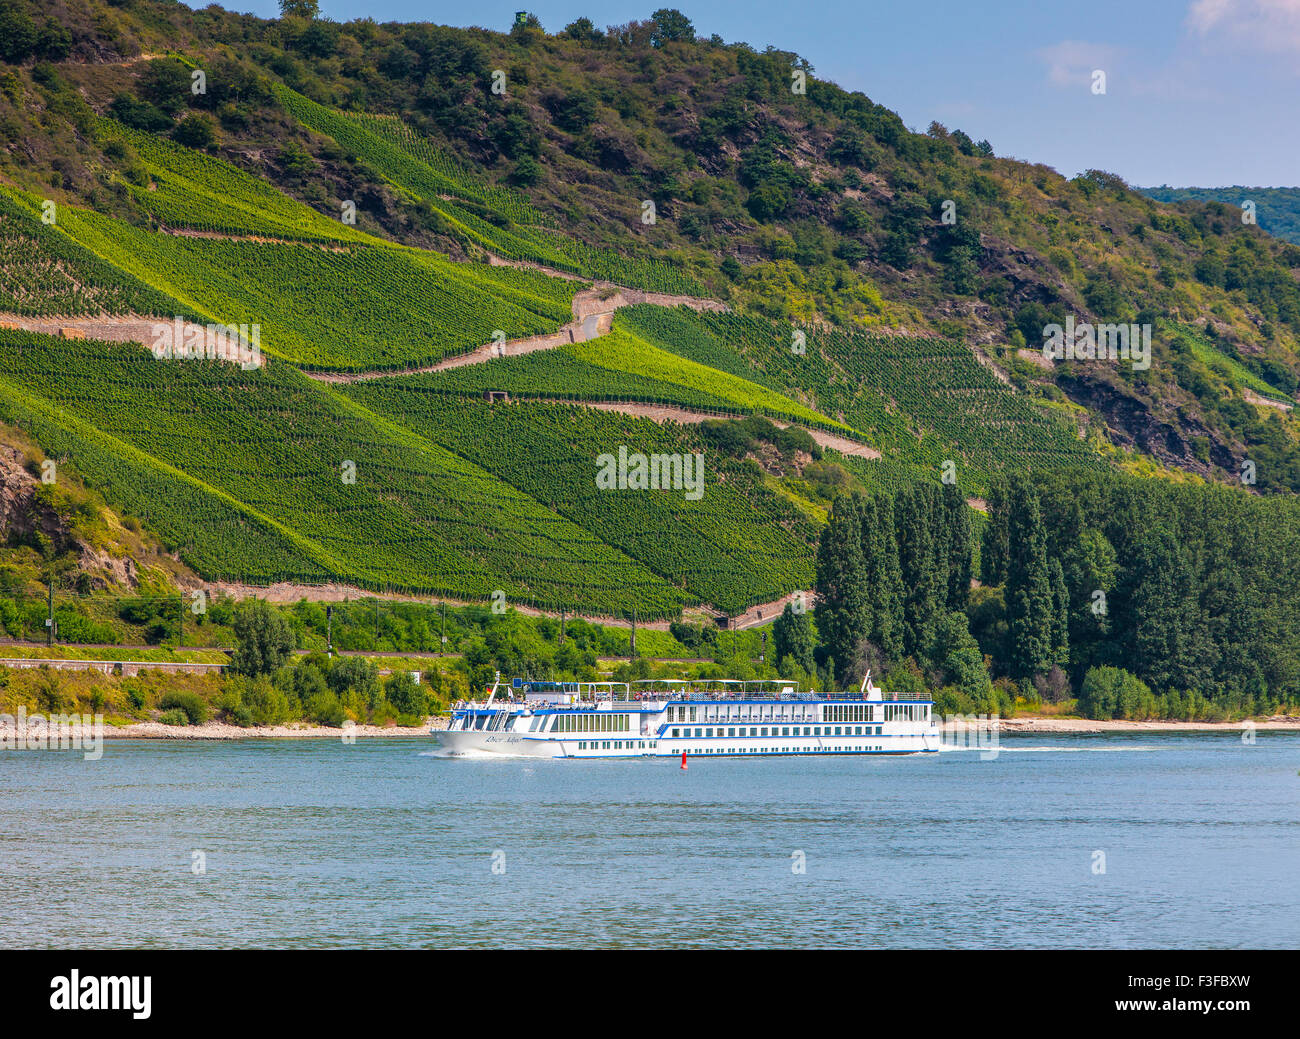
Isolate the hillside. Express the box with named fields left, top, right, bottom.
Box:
left=1140, top=186, right=1300, bottom=247
left=1, top=0, right=1300, bottom=635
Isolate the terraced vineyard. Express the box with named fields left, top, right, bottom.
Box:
left=0, top=330, right=691, bottom=617
left=98, top=118, right=374, bottom=244
left=41, top=204, right=579, bottom=371
left=362, top=347, right=740, bottom=412
left=571, top=328, right=854, bottom=433
left=1167, top=322, right=1296, bottom=406
left=0, top=191, right=179, bottom=317
left=620, top=306, right=1103, bottom=490
left=276, top=85, right=705, bottom=294
left=342, top=390, right=819, bottom=613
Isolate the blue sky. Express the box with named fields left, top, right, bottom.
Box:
left=219, top=1, right=1300, bottom=186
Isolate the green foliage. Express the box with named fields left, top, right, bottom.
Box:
left=46, top=203, right=574, bottom=372
left=231, top=600, right=295, bottom=677
left=157, top=689, right=208, bottom=724
left=342, top=390, right=818, bottom=615
left=384, top=671, right=426, bottom=716
left=1078, top=666, right=1153, bottom=720
left=0, top=190, right=178, bottom=316
left=275, top=86, right=704, bottom=294
left=1003, top=476, right=1053, bottom=680
left=620, top=306, right=1102, bottom=494
left=1140, top=186, right=1300, bottom=246
left=772, top=602, right=815, bottom=673
left=0, top=330, right=693, bottom=617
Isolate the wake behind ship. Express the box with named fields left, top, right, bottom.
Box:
left=431, top=673, right=939, bottom=758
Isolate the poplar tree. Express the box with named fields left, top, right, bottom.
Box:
left=815, top=495, right=869, bottom=684
left=1049, top=556, right=1070, bottom=669
left=860, top=492, right=905, bottom=663
left=980, top=478, right=1010, bottom=585
left=942, top=482, right=973, bottom=611
left=894, top=484, right=942, bottom=660
left=1121, top=527, right=1215, bottom=692
left=773, top=601, right=816, bottom=674
left=1005, top=477, right=1054, bottom=679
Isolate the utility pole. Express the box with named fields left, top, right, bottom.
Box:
left=177, top=593, right=184, bottom=647
left=46, top=580, right=54, bottom=646
left=440, top=602, right=446, bottom=651
left=326, top=604, right=333, bottom=659
left=559, top=607, right=566, bottom=646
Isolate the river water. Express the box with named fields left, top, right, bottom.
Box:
left=2, top=734, right=1297, bottom=948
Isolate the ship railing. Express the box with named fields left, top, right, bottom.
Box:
left=661, top=690, right=932, bottom=703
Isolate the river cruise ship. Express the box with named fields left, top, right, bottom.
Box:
left=431, top=673, right=939, bottom=758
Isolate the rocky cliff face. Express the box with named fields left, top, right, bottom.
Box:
left=0, top=445, right=70, bottom=551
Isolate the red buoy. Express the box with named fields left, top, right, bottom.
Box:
left=680, top=750, right=688, bottom=770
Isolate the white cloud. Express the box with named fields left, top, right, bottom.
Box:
left=1187, top=0, right=1300, bottom=53
left=1037, top=40, right=1123, bottom=89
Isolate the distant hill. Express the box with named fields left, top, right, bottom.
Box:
left=1139, top=186, right=1300, bottom=246
left=4, top=0, right=1300, bottom=628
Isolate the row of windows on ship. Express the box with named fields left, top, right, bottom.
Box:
left=671, top=724, right=886, bottom=739
left=664, top=703, right=928, bottom=724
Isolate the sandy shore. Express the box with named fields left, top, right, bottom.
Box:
left=1, top=717, right=450, bottom=740
left=952, top=715, right=1300, bottom=734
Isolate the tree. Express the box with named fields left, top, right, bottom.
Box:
left=1048, top=556, right=1070, bottom=669
left=894, top=484, right=943, bottom=660
left=231, top=600, right=295, bottom=677
left=0, top=1, right=37, bottom=63
left=859, top=493, right=904, bottom=662
left=941, top=483, right=973, bottom=611
left=1004, top=478, right=1054, bottom=680
left=929, top=611, right=991, bottom=700
left=650, top=9, right=695, bottom=46
left=172, top=114, right=216, bottom=150
left=385, top=672, right=428, bottom=717
left=279, top=0, right=319, bottom=18
left=563, top=17, right=601, bottom=40
left=1120, top=528, right=1215, bottom=693
left=138, top=58, right=192, bottom=117
left=773, top=602, right=815, bottom=674
left=328, top=656, right=380, bottom=707
left=815, top=495, right=868, bottom=685
left=979, top=479, right=1010, bottom=585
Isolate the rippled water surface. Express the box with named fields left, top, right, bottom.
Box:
left=2, top=734, right=1297, bottom=948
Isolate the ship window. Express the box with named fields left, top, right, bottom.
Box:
left=782, top=727, right=790, bottom=736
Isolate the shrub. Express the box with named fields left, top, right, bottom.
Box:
left=305, top=690, right=345, bottom=727
left=158, top=690, right=208, bottom=725
left=158, top=708, right=189, bottom=726
left=384, top=672, right=427, bottom=716
left=215, top=690, right=253, bottom=727
left=238, top=675, right=293, bottom=726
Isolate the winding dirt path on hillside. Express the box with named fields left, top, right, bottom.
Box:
left=201, top=579, right=814, bottom=629
left=568, top=401, right=881, bottom=459
left=307, top=278, right=728, bottom=385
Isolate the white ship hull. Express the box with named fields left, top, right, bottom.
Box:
left=428, top=730, right=568, bottom=758
left=436, top=676, right=938, bottom=760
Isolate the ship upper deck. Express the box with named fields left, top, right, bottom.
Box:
left=453, top=678, right=931, bottom=710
